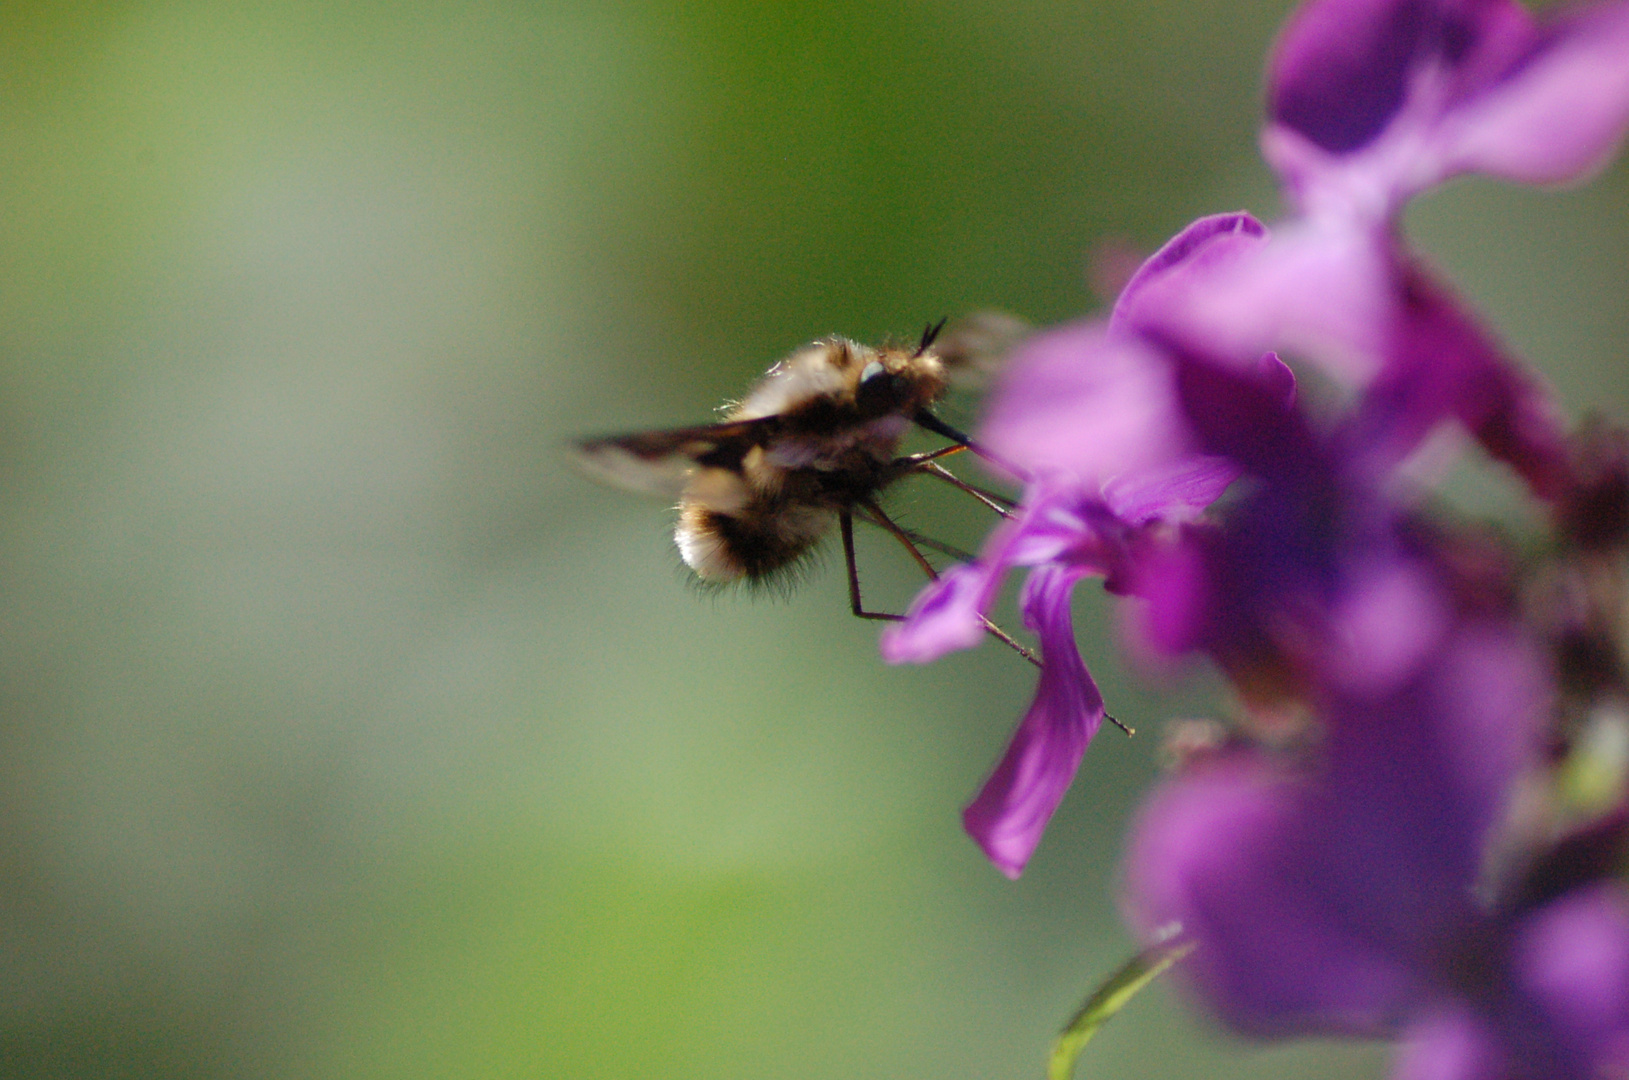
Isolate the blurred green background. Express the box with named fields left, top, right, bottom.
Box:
left=2, top=1, right=1624, bottom=1077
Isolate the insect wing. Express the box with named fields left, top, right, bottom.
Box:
left=572, top=418, right=779, bottom=499
left=933, top=310, right=1032, bottom=387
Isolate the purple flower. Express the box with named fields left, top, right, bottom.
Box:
left=885, top=0, right=1629, bottom=890
left=1266, top=0, right=1629, bottom=217
left=1118, top=561, right=1629, bottom=1078
left=959, top=564, right=1104, bottom=879
left=981, top=214, right=1271, bottom=493
left=867, top=0, right=1629, bottom=1074
left=881, top=216, right=1274, bottom=876
left=1157, top=229, right=1572, bottom=500
left=879, top=487, right=1129, bottom=877
left=1101, top=2, right=1629, bottom=1068
left=1126, top=564, right=1527, bottom=987
left=1341, top=262, right=1571, bottom=499
left=1149, top=0, right=1627, bottom=498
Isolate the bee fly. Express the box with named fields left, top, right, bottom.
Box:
left=573, top=319, right=1039, bottom=661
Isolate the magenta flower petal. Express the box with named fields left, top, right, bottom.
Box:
left=1268, top=0, right=1535, bottom=159
left=1124, top=596, right=1547, bottom=1036
left=1100, top=453, right=1240, bottom=526
left=1516, top=884, right=1629, bottom=1070
left=1347, top=262, right=1571, bottom=496
left=1157, top=240, right=1569, bottom=498
left=1392, top=1007, right=1507, bottom=1080
left=985, top=212, right=1292, bottom=492
left=1155, top=216, right=1396, bottom=381
left=1318, top=616, right=1547, bottom=953
left=878, top=562, right=993, bottom=664
left=962, top=565, right=1105, bottom=878
left=982, top=324, right=1194, bottom=486
left=1434, top=0, right=1629, bottom=185
left=880, top=484, right=1105, bottom=665
left=1321, top=558, right=1452, bottom=696
left=1002, top=483, right=1114, bottom=569
left=1265, top=0, right=1629, bottom=216
left=1125, top=535, right=1214, bottom=658
left=1111, top=212, right=1268, bottom=333
left=1122, top=752, right=1417, bottom=1035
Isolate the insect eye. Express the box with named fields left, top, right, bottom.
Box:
left=855, top=361, right=904, bottom=416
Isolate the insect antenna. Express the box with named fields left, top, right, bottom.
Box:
left=915, top=316, right=949, bottom=356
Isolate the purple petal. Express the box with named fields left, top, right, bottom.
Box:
left=1125, top=532, right=1214, bottom=658
left=1440, top=0, right=1629, bottom=186
left=1100, top=454, right=1240, bottom=526
left=1122, top=355, right=1335, bottom=676
left=1269, top=0, right=1420, bottom=156
left=1155, top=235, right=1570, bottom=499
left=1392, top=1006, right=1507, bottom=1080
left=981, top=323, right=1195, bottom=487
left=1154, top=216, right=1395, bottom=382
left=1322, top=558, right=1452, bottom=696
left=1344, top=262, right=1571, bottom=497
left=1123, top=600, right=1547, bottom=1036
left=879, top=484, right=1110, bottom=664
left=879, top=562, right=994, bottom=664
left=1515, top=884, right=1629, bottom=1071
left=1111, top=212, right=1269, bottom=333
left=1170, top=349, right=1324, bottom=483
left=963, top=565, right=1104, bottom=878
left=1121, top=751, right=1418, bottom=1035
left=1257, top=351, right=1299, bottom=409
left=1266, top=0, right=1629, bottom=214
left=1319, top=613, right=1548, bottom=954
left=1004, top=484, right=1112, bottom=569
left=1268, top=0, right=1532, bottom=157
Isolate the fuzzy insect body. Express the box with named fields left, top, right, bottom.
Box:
left=575, top=333, right=952, bottom=585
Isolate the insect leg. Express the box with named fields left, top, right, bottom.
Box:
left=855, top=500, right=1040, bottom=668
left=892, top=443, right=969, bottom=469
left=892, top=527, right=975, bottom=564
left=841, top=508, right=905, bottom=623
left=911, top=460, right=1016, bottom=517
left=857, top=499, right=1134, bottom=736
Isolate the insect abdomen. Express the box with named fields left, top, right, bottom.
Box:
left=674, top=465, right=831, bottom=582
left=676, top=503, right=829, bottom=582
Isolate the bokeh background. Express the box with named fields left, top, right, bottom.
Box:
left=3, top=1, right=1626, bottom=1077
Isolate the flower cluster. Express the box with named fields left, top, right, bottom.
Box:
left=886, top=0, right=1629, bottom=1073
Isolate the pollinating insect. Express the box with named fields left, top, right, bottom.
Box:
left=573, top=318, right=1034, bottom=648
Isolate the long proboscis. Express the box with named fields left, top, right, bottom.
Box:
left=912, top=409, right=1031, bottom=485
